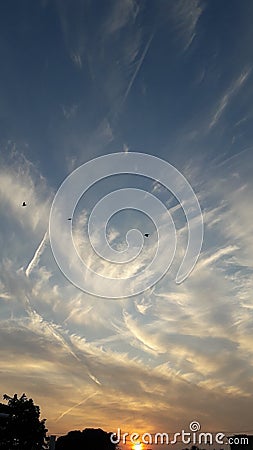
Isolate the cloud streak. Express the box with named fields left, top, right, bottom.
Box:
left=26, top=231, right=49, bottom=277
left=209, top=68, right=252, bottom=130
left=1, top=1, right=253, bottom=437
left=55, top=392, right=98, bottom=423
left=123, top=32, right=154, bottom=104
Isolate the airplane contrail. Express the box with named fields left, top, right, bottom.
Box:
left=123, top=32, right=154, bottom=104
left=216, top=146, right=252, bottom=168
left=24, top=295, right=82, bottom=362
left=25, top=230, right=48, bottom=277
left=88, top=372, right=102, bottom=386
left=55, top=392, right=98, bottom=422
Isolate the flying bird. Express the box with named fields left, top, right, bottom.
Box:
left=22, top=202, right=27, bottom=207
left=144, top=233, right=149, bottom=237
left=68, top=218, right=72, bottom=221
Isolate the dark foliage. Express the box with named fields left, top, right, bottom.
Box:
left=56, top=427, right=118, bottom=450
left=0, top=393, right=48, bottom=450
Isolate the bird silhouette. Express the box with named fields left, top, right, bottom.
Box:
left=22, top=202, right=27, bottom=207
left=67, top=218, right=72, bottom=221
left=144, top=233, right=149, bottom=237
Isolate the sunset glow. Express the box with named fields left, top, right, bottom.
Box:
left=133, top=443, right=143, bottom=450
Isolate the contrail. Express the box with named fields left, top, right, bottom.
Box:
left=26, top=230, right=48, bottom=277
left=216, top=146, right=252, bottom=168
left=123, top=32, right=154, bottom=104
left=24, top=294, right=82, bottom=363
left=55, top=392, right=98, bottom=422
left=88, top=372, right=101, bottom=385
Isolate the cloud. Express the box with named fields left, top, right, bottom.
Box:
left=70, top=52, right=82, bottom=69
left=169, top=0, right=203, bottom=51
left=55, top=0, right=143, bottom=106
left=103, top=0, right=139, bottom=36
left=122, top=32, right=154, bottom=104
left=2, top=1, right=253, bottom=439
left=123, top=144, right=129, bottom=154
left=55, top=0, right=88, bottom=70
left=209, top=68, right=252, bottom=129
left=0, top=149, right=52, bottom=234
left=194, top=244, right=239, bottom=272
left=55, top=392, right=98, bottom=422
left=1, top=148, right=253, bottom=435
left=62, top=104, right=79, bottom=119
left=26, top=231, right=49, bottom=277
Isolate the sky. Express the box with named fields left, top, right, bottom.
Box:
left=1, top=0, right=253, bottom=444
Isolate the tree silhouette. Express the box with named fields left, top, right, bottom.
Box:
left=55, top=427, right=118, bottom=450
left=0, top=393, right=48, bottom=449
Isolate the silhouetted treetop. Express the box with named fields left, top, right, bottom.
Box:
left=0, top=393, right=48, bottom=450
left=56, top=427, right=117, bottom=450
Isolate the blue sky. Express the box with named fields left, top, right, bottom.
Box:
left=1, top=0, right=253, bottom=441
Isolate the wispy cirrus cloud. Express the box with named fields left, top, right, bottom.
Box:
left=103, top=0, right=139, bottom=36
left=1, top=0, right=253, bottom=435
left=169, top=0, right=204, bottom=51
left=2, top=146, right=253, bottom=434
left=209, top=68, right=252, bottom=130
